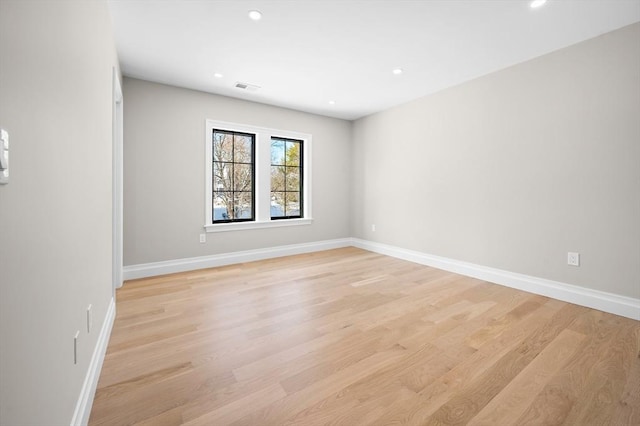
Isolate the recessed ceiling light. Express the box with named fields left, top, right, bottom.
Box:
left=214, top=73, right=223, bottom=78
left=248, top=10, right=262, bottom=20
left=392, top=68, right=403, bottom=75
left=530, top=0, right=547, bottom=8
left=328, top=100, right=336, bottom=105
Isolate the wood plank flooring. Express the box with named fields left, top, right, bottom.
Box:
left=89, top=247, right=640, bottom=425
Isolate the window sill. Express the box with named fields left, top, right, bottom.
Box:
left=205, top=218, right=313, bottom=233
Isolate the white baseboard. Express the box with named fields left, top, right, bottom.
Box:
left=70, top=296, right=116, bottom=426
left=123, top=238, right=352, bottom=281
left=351, top=238, right=640, bottom=321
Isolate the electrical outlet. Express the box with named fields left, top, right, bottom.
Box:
left=73, top=331, right=79, bottom=364
left=371, top=224, right=376, bottom=232
left=87, top=304, right=92, bottom=333
left=567, top=252, right=580, bottom=266
left=199, top=233, right=206, bottom=243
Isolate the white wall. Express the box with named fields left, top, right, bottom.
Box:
left=351, top=23, right=640, bottom=299
left=123, top=78, right=352, bottom=266
left=0, top=1, right=119, bottom=424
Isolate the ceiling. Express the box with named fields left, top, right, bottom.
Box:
left=108, top=0, right=640, bottom=121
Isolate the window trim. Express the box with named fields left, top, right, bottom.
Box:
left=205, top=119, right=312, bottom=233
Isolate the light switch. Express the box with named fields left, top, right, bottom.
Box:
left=0, top=129, right=8, bottom=184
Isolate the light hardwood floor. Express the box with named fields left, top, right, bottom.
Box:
left=89, top=247, right=640, bottom=425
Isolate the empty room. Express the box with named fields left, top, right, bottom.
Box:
left=1, top=0, right=639, bottom=425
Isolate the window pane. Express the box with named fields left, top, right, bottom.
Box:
left=271, top=192, right=285, bottom=217
left=234, top=192, right=253, bottom=219
left=271, top=139, right=285, bottom=165
left=234, top=135, right=253, bottom=163
left=285, top=167, right=300, bottom=191
left=285, top=141, right=300, bottom=166
left=213, top=192, right=232, bottom=220
left=213, top=162, right=232, bottom=191
left=233, top=164, right=253, bottom=192
left=271, top=166, right=285, bottom=191
left=213, top=132, right=233, bottom=162
left=285, top=192, right=300, bottom=216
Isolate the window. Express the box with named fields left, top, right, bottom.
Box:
left=205, top=120, right=312, bottom=232
left=212, top=130, right=255, bottom=223
left=270, top=138, right=302, bottom=219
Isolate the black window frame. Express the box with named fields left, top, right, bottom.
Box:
left=270, top=137, right=304, bottom=220
left=212, top=129, right=256, bottom=224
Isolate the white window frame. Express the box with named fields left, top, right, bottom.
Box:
left=205, top=119, right=313, bottom=232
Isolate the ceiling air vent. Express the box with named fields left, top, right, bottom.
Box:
left=234, top=82, right=260, bottom=92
